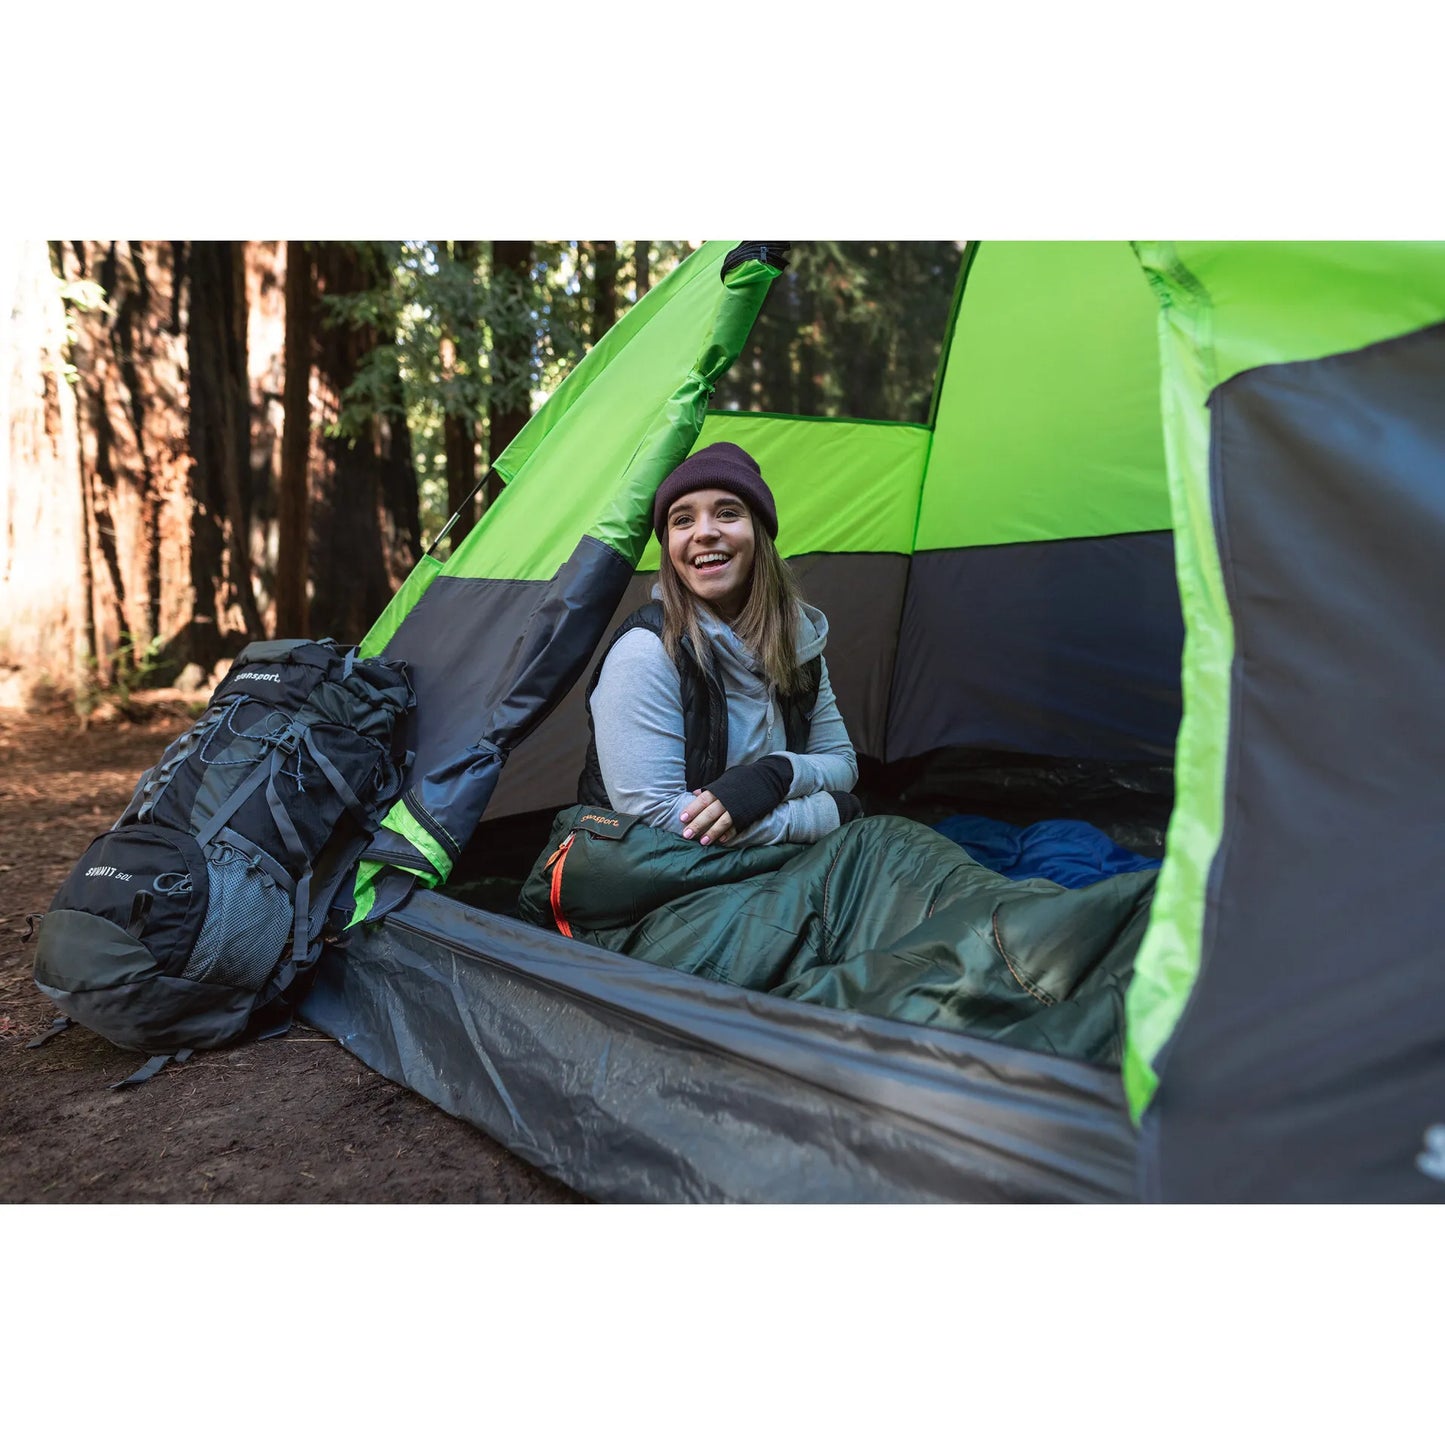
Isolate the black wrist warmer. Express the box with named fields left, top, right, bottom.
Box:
left=704, top=755, right=793, bottom=832
left=828, top=790, right=864, bottom=825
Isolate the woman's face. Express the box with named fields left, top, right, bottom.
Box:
left=666, top=488, right=756, bottom=622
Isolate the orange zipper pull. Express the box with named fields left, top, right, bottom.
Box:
left=549, top=831, right=577, bottom=938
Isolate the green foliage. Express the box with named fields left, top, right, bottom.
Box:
left=324, top=242, right=691, bottom=547
left=75, top=632, right=164, bottom=719
left=47, top=251, right=112, bottom=387
left=57, top=276, right=109, bottom=315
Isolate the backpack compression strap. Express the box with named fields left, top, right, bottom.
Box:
left=26, top=1015, right=73, bottom=1048
left=111, top=1048, right=194, bottom=1090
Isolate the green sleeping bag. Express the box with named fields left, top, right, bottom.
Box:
left=519, top=807, right=1156, bottom=1063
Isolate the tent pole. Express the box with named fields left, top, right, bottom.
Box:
left=424, top=466, right=501, bottom=557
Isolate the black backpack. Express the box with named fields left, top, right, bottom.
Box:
left=31, top=639, right=413, bottom=1081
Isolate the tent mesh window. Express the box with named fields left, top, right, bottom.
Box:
left=710, top=241, right=965, bottom=424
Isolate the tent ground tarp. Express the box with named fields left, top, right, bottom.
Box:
left=300, top=888, right=1139, bottom=1203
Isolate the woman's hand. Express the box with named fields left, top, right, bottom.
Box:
left=680, top=789, right=735, bottom=846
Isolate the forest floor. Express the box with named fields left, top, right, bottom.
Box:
left=0, top=695, right=582, bottom=1205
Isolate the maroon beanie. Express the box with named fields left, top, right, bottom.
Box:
left=652, top=442, right=778, bottom=540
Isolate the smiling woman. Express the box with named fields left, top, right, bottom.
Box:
left=574, top=442, right=861, bottom=850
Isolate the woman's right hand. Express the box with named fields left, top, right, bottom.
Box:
left=680, top=789, right=736, bottom=846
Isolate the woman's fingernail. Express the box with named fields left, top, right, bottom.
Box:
left=683, top=828, right=693, bottom=838
left=701, top=836, right=710, bottom=845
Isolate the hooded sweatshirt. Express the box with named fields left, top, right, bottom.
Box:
left=589, top=588, right=858, bottom=847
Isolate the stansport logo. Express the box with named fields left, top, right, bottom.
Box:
left=579, top=813, right=620, bottom=828
left=232, top=670, right=282, bottom=684
left=85, top=865, right=134, bottom=882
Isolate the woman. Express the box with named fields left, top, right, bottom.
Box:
left=576, top=441, right=862, bottom=848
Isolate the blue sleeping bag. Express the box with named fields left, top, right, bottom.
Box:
left=932, top=815, right=1162, bottom=889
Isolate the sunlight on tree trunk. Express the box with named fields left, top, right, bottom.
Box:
left=54, top=242, right=196, bottom=683
left=244, top=241, right=286, bottom=636
left=0, top=241, right=89, bottom=698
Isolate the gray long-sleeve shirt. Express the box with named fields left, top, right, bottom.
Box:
left=590, top=595, right=858, bottom=846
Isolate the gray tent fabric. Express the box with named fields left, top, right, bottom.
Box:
left=301, top=887, right=1139, bottom=1203
left=1141, top=321, right=1445, bottom=1202
left=365, top=536, right=637, bottom=873
left=887, top=533, right=1184, bottom=762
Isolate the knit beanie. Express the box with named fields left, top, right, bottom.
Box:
left=652, top=442, right=778, bottom=540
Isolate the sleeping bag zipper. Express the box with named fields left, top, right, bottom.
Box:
left=547, top=831, right=577, bottom=938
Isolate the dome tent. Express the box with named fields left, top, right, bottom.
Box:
left=300, top=240, right=1445, bottom=1202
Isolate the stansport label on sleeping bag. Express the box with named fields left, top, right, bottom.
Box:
left=573, top=809, right=641, bottom=841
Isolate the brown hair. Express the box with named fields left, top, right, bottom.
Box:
left=658, top=510, right=808, bottom=697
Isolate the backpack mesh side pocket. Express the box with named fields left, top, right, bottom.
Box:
left=183, top=842, right=294, bottom=991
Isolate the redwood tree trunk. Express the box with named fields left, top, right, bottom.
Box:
left=591, top=240, right=618, bottom=344
left=440, top=239, right=480, bottom=545
left=9, top=242, right=282, bottom=695
left=188, top=240, right=264, bottom=646
left=485, top=240, right=533, bottom=511
left=245, top=240, right=286, bottom=635
left=307, top=242, right=420, bottom=645
left=0, top=242, right=88, bottom=692
left=55, top=241, right=194, bottom=684
left=634, top=240, right=650, bottom=300
left=275, top=239, right=312, bottom=636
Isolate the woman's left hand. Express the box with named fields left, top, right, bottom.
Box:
left=680, top=789, right=735, bottom=846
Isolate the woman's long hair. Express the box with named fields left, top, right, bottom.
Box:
left=658, top=512, right=808, bottom=696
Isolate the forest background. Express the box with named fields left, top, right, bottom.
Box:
left=0, top=239, right=961, bottom=709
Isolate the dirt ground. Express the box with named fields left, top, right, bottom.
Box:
left=0, top=698, right=582, bottom=1204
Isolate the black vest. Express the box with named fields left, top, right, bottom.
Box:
left=577, top=602, right=821, bottom=807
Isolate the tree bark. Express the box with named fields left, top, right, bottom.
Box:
left=6, top=241, right=286, bottom=695
left=307, top=242, right=420, bottom=645
left=485, top=240, right=533, bottom=510
left=275, top=239, right=312, bottom=636
left=440, top=239, right=480, bottom=546
left=244, top=241, right=286, bottom=634
left=188, top=241, right=264, bottom=645
left=591, top=240, right=618, bottom=344
left=633, top=241, right=650, bottom=300
left=55, top=241, right=195, bottom=684
left=0, top=241, right=89, bottom=694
